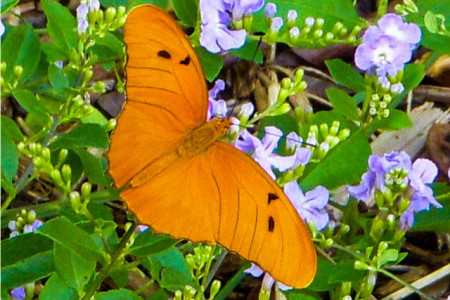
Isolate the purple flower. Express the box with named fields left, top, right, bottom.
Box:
left=224, top=0, right=264, bottom=21
left=0, top=21, right=5, bottom=37
left=265, top=3, right=277, bottom=18
left=11, top=286, right=26, bottom=300
left=355, top=35, right=411, bottom=76
left=347, top=171, right=376, bottom=202
left=364, top=14, right=421, bottom=50
left=199, top=0, right=248, bottom=53
left=287, top=10, right=298, bottom=23
left=270, top=17, right=284, bottom=32
left=245, top=264, right=292, bottom=291
left=238, top=102, right=254, bottom=119
left=355, top=14, right=421, bottom=78
left=235, top=127, right=311, bottom=179
left=286, top=132, right=303, bottom=152
left=76, top=3, right=89, bottom=19
left=284, top=181, right=330, bottom=230
left=88, top=0, right=100, bottom=11
left=408, top=158, right=437, bottom=193
left=207, top=79, right=228, bottom=120
left=390, top=83, right=404, bottom=94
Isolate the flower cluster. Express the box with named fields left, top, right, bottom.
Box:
left=348, top=151, right=441, bottom=228
left=76, top=0, right=100, bottom=34
left=235, top=126, right=311, bottom=179
left=355, top=14, right=421, bottom=91
left=199, top=0, right=264, bottom=53
left=8, top=210, right=43, bottom=237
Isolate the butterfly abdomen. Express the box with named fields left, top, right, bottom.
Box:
left=177, top=118, right=231, bottom=157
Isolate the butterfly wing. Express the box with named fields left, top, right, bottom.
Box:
left=120, top=141, right=316, bottom=288
left=108, top=5, right=208, bottom=188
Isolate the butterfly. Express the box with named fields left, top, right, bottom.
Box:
left=107, top=5, right=316, bottom=288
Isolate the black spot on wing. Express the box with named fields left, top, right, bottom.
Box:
left=268, top=193, right=279, bottom=204
left=157, top=50, right=171, bottom=59
left=268, top=216, right=275, bottom=232
left=180, top=55, right=190, bottom=65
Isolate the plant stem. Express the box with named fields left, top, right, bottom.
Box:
left=377, top=267, right=434, bottom=300
left=81, top=222, right=138, bottom=300
left=1, top=115, right=61, bottom=215
left=205, top=248, right=227, bottom=288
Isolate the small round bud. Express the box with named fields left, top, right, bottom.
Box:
left=82, top=69, right=93, bottom=85
left=305, top=17, right=315, bottom=27
left=81, top=182, right=92, bottom=199
left=58, top=149, right=68, bottom=165
left=210, top=280, right=221, bottom=298
left=41, top=148, right=51, bottom=162
left=265, top=3, right=277, bottom=18
left=105, top=7, right=116, bottom=23
left=62, top=164, right=72, bottom=182
left=50, top=169, right=63, bottom=185
left=316, top=18, right=325, bottom=28
left=377, top=241, right=388, bottom=255
left=14, top=65, right=24, bottom=79
left=313, top=29, right=323, bottom=38
left=354, top=260, right=369, bottom=270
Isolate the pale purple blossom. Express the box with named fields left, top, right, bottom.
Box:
left=286, top=132, right=303, bottom=151
left=207, top=80, right=228, bottom=120
left=235, top=126, right=311, bottom=179
left=88, top=0, right=100, bottom=11
left=265, top=3, right=277, bottom=18
left=347, top=152, right=441, bottom=228
left=355, top=35, right=411, bottom=76
left=224, top=0, right=264, bottom=21
left=200, top=0, right=263, bottom=53
left=238, top=102, right=254, bottom=119
left=245, top=264, right=292, bottom=291
left=11, top=286, right=26, bottom=300
left=284, top=181, right=330, bottom=230
left=390, top=83, right=404, bottom=94
left=287, top=10, right=297, bottom=23
left=364, top=14, right=421, bottom=50
left=355, top=14, right=421, bottom=78
left=76, top=3, right=89, bottom=19
left=270, top=17, right=283, bottom=32
left=290, top=27, right=300, bottom=39
left=0, top=21, right=5, bottom=37
left=305, top=17, right=315, bottom=27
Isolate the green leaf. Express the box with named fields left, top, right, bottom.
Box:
left=301, top=117, right=371, bottom=190
left=325, top=59, right=366, bottom=92
left=12, top=90, right=49, bottom=118
left=1, top=23, right=41, bottom=84
left=110, top=269, right=129, bottom=288
left=1, top=0, right=18, bottom=13
left=369, top=109, right=413, bottom=131
left=128, top=0, right=169, bottom=10
left=100, top=0, right=127, bottom=7
left=1, top=233, right=53, bottom=267
left=195, top=45, right=223, bottom=82
left=37, top=216, right=105, bottom=263
left=1, top=115, right=24, bottom=141
left=377, top=249, right=399, bottom=268
left=286, top=290, right=323, bottom=300
left=391, top=64, right=426, bottom=107
left=308, top=259, right=365, bottom=291
left=326, top=88, right=360, bottom=121
left=54, top=243, right=95, bottom=294
left=128, top=230, right=177, bottom=256
left=49, top=124, right=109, bottom=150
left=412, top=185, right=450, bottom=232
left=42, top=0, right=77, bottom=56
left=40, top=273, right=78, bottom=300
left=1, top=130, right=18, bottom=182
left=48, top=64, right=69, bottom=93
left=91, top=33, right=125, bottom=65
left=171, top=0, right=198, bottom=27
left=74, top=149, right=111, bottom=186
left=81, top=107, right=109, bottom=126
left=1, top=251, right=55, bottom=289
left=95, top=289, right=143, bottom=300
left=230, top=39, right=264, bottom=63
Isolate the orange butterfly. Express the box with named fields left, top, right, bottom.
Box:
left=107, top=5, right=316, bottom=288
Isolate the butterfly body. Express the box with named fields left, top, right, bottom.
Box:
left=107, top=5, right=316, bottom=288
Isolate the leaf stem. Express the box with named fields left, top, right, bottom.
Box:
left=81, top=222, right=138, bottom=300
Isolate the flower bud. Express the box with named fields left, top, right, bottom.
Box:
left=0, top=62, right=6, bottom=73
left=27, top=210, right=37, bottom=223
left=377, top=241, right=388, bottom=256
left=330, top=121, right=340, bottom=136
left=105, top=7, right=116, bottom=23
left=287, top=10, right=297, bottom=27
left=324, top=238, right=334, bottom=248
left=50, top=169, right=64, bottom=186
left=81, top=182, right=92, bottom=199
left=332, top=22, right=344, bottom=35
left=210, top=280, right=221, bottom=298
left=398, top=197, right=411, bottom=214
left=14, top=65, right=24, bottom=79
left=387, top=214, right=396, bottom=229
left=106, top=118, right=117, bottom=132
left=17, top=142, right=27, bottom=154
left=313, top=29, right=323, bottom=38
left=265, top=3, right=277, bottom=18
left=315, top=18, right=325, bottom=28
left=183, top=285, right=196, bottom=298
left=325, top=32, right=334, bottom=41
left=62, top=164, right=72, bottom=183
left=173, top=290, right=182, bottom=300
left=305, top=17, right=315, bottom=27
left=338, top=128, right=350, bottom=141
left=82, top=69, right=93, bottom=85
left=41, top=148, right=51, bottom=162
left=58, top=149, right=68, bottom=165
left=289, top=27, right=300, bottom=41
